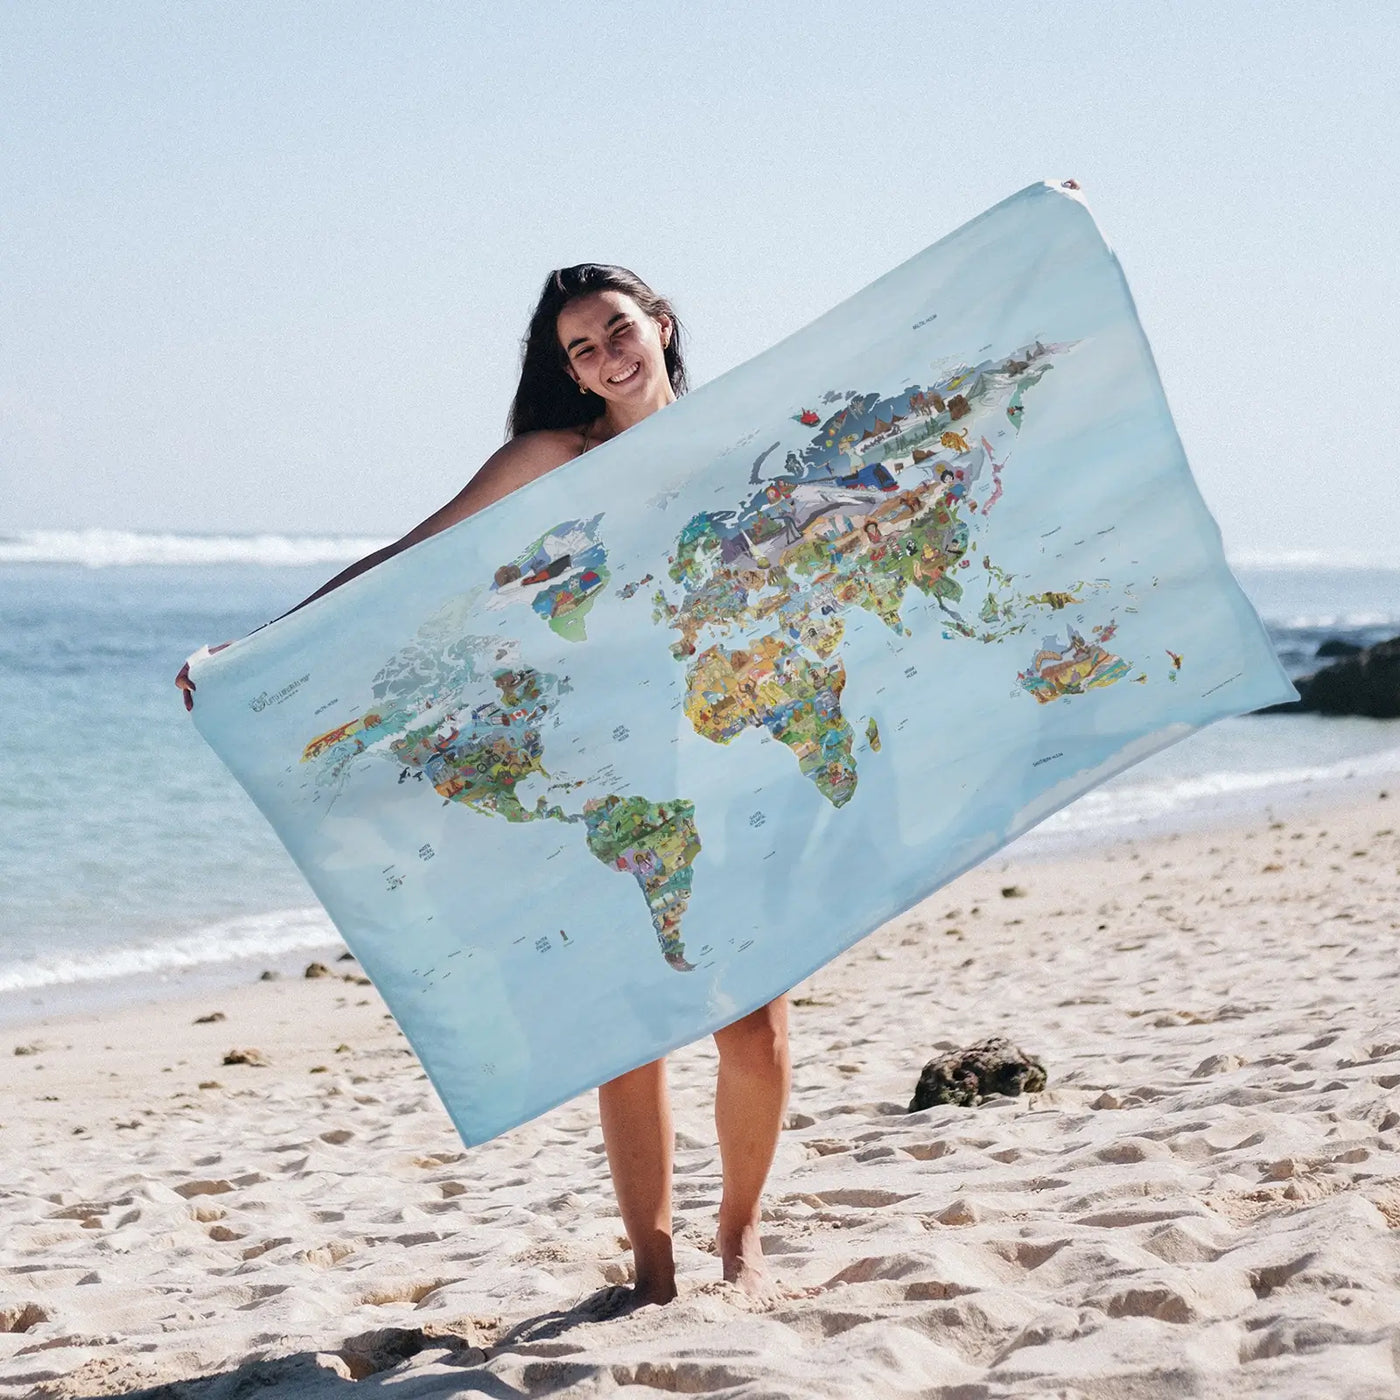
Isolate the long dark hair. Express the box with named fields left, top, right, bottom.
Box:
left=506, top=264, right=688, bottom=438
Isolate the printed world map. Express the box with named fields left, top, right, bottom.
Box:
left=300, top=340, right=1162, bottom=972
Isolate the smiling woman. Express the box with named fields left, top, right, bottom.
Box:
left=175, top=268, right=691, bottom=633
left=508, top=264, right=689, bottom=439
left=174, top=259, right=796, bottom=1314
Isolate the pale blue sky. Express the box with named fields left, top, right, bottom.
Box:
left=3, top=2, right=1397, bottom=562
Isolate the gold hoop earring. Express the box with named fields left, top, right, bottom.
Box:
left=578, top=381, right=588, bottom=395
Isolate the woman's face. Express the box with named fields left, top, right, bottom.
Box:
left=557, top=291, right=672, bottom=408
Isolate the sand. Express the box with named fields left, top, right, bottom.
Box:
left=2, top=795, right=1399, bottom=1399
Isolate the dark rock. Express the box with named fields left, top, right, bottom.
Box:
left=222, top=1047, right=270, bottom=1067
left=1315, top=638, right=1363, bottom=659
left=1257, top=634, right=1400, bottom=719
left=909, top=1036, right=1047, bottom=1111
left=193, top=1011, right=226, bottom=1024
left=304, top=961, right=331, bottom=979
left=337, top=950, right=357, bottom=962
left=258, top=969, right=281, bottom=981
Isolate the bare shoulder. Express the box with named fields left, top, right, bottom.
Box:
left=460, top=427, right=583, bottom=503
left=324, top=426, right=589, bottom=586
left=400, top=427, right=586, bottom=545
left=481, top=427, right=585, bottom=482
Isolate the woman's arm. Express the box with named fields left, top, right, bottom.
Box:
left=283, top=430, right=579, bottom=617
left=177, top=429, right=579, bottom=709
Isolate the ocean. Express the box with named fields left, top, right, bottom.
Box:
left=2, top=530, right=1399, bottom=1025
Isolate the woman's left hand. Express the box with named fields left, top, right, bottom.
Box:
left=175, top=642, right=231, bottom=711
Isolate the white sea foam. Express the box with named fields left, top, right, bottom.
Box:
left=1265, top=612, right=1400, bottom=631
left=1231, top=549, right=1400, bottom=572
left=6, top=531, right=1396, bottom=575
left=1037, top=743, right=1400, bottom=838
left=0, top=530, right=391, bottom=569
left=0, top=907, right=338, bottom=995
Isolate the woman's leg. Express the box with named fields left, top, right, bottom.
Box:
left=712, top=996, right=791, bottom=1297
left=597, top=1057, right=678, bottom=1305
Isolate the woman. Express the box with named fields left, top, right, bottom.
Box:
left=177, top=265, right=793, bottom=1308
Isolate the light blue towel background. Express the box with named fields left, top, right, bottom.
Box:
left=189, top=182, right=1294, bottom=1144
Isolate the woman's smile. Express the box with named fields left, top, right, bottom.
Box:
left=555, top=288, right=677, bottom=431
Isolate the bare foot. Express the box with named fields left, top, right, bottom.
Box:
left=717, top=1221, right=816, bottom=1306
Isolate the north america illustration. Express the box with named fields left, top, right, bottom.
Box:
left=298, top=338, right=1172, bottom=973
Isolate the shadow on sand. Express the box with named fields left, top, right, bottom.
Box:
left=68, top=1292, right=650, bottom=1399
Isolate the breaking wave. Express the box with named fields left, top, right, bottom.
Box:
left=7, top=531, right=1398, bottom=575
left=1028, top=743, right=1400, bottom=844
left=0, top=907, right=339, bottom=995
left=0, top=530, right=391, bottom=568
left=1231, top=549, right=1400, bottom=571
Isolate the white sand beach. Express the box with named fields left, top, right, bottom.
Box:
left=3, top=795, right=1399, bottom=1399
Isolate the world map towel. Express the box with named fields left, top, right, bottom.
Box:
left=187, top=181, right=1295, bottom=1145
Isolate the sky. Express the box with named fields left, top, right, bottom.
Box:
left=3, top=1, right=1398, bottom=563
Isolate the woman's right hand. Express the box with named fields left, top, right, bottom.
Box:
left=175, top=643, right=231, bottom=711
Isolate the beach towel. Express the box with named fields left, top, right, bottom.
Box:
left=186, top=181, right=1294, bottom=1144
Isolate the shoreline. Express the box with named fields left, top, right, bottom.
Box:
left=4, top=741, right=1397, bottom=1036
left=5, top=728, right=1394, bottom=1036
left=0, top=934, right=348, bottom=1035
left=4, top=790, right=1398, bottom=1397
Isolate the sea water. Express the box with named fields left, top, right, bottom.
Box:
left=2, top=531, right=1398, bottom=1022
